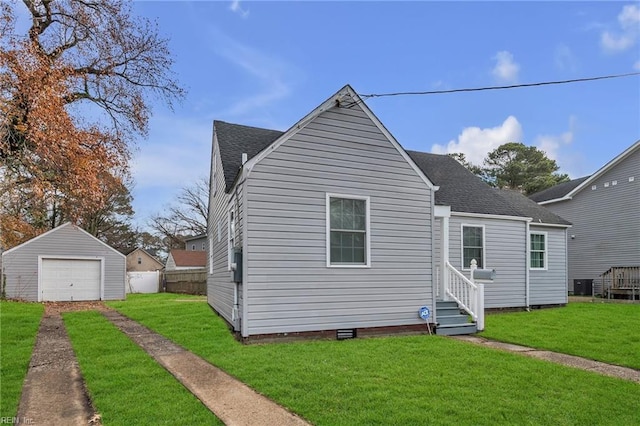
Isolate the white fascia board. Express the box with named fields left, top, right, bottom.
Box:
left=529, top=222, right=572, bottom=229
left=452, top=211, right=532, bottom=222
left=2, top=222, right=80, bottom=255
left=242, top=85, right=351, bottom=176
left=348, top=88, right=438, bottom=191
left=5, top=222, right=125, bottom=259
left=538, top=197, right=571, bottom=205
left=564, top=139, right=640, bottom=199
left=242, top=84, right=438, bottom=193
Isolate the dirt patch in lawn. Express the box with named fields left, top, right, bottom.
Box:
left=44, top=301, right=112, bottom=315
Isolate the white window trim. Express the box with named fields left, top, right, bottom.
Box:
left=529, top=231, right=548, bottom=271
left=325, top=193, right=371, bottom=268
left=461, top=224, right=485, bottom=271
left=228, top=204, right=235, bottom=271
left=217, top=220, right=222, bottom=243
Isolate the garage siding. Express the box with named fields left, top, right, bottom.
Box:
left=1, top=223, right=125, bottom=301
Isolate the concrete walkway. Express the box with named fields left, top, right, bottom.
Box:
left=102, top=310, right=310, bottom=426
left=17, top=314, right=97, bottom=426
left=452, top=335, right=640, bottom=383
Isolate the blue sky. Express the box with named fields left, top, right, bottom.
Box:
left=125, top=2, right=638, bottom=226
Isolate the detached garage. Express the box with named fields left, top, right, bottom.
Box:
left=1, top=222, right=126, bottom=302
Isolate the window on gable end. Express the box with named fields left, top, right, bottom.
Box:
left=326, top=194, right=370, bottom=267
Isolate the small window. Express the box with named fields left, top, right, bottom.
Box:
left=191, top=244, right=196, bottom=250
left=591, top=185, right=597, bottom=190
left=202, top=242, right=206, bottom=251
left=611, top=180, right=617, bottom=186
left=604, top=182, right=610, bottom=188
left=630, top=176, right=635, bottom=182
left=530, top=232, right=547, bottom=270
left=326, top=194, right=370, bottom=267
left=137, top=257, right=142, bottom=265
left=462, top=225, right=484, bottom=269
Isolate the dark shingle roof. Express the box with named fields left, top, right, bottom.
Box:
left=498, top=190, right=571, bottom=225
left=407, top=151, right=570, bottom=225
left=215, top=120, right=284, bottom=192
left=407, top=151, right=523, bottom=216
left=214, top=122, right=569, bottom=225
left=528, top=176, right=590, bottom=203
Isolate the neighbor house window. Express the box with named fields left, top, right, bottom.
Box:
left=202, top=242, right=206, bottom=250
left=191, top=244, right=196, bottom=250
left=462, top=225, right=484, bottom=269
left=530, top=232, right=547, bottom=270
left=326, top=194, right=370, bottom=267
left=137, top=257, right=142, bottom=265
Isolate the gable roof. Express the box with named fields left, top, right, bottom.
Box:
left=2, top=222, right=125, bottom=257
left=530, top=140, right=640, bottom=205
left=216, top=121, right=283, bottom=192
left=528, top=176, right=590, bottom=203
left=215, top=85, right=437, bottom=194
left=407, top=151, right=570, bottom=225
left=126, top=247, right=163, bottom=267
left=168, top=249, right=207, bottom=267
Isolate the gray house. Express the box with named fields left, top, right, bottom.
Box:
left=1, top=222, right=126, bottom=301
left=530, top=140, right=640, bottom=296
left=207, top=85, right=570, bottom=340
left=185, top=234, right=207, bottom=251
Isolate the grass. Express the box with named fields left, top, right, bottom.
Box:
left=482, top=302, right=640, bottom=369
left=109, top=294, right=640, bottom=425
left=0, top=301, right=43, bottom=418
left=63, top=311, right=222, bottom=425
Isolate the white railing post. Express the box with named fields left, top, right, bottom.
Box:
left=477, top=282, right=485, bottom=331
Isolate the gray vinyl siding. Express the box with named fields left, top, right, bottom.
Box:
left=207, top=137, right=238, bottom=328
left=529, top=225, right=568, bottom=305
left=244, top=104, right=433, bottom=336
left=544, top=148, right=640, bottom=293
left=1, top=223, right=125, bottom=301
left=447, top=215, right=527, bottom=308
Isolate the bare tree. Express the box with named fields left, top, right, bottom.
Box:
left=149, top=177, right=209, bottom=250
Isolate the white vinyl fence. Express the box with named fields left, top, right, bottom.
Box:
left=126, top=271, right=160, bottom=293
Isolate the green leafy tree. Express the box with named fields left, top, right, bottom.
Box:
left=483, top=142, right=569, bottom=195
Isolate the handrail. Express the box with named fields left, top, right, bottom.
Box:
left=444, top=261, right=485, bottom=331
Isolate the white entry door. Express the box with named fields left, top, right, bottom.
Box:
left=41, top=259, right=101, bottom=301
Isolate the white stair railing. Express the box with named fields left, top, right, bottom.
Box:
left=444, top=260, right=485, bottom=331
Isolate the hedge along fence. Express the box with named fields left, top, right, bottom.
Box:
left=163, top=269, right=206, bottom=295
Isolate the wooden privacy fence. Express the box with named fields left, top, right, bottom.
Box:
left=600, top=266, right=640, bottom=300
left=164, top=269, right=206, bottom=295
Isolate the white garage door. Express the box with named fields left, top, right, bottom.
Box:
left=41, top=259, right=101, bottom=301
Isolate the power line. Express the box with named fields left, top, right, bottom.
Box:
left=356, top=72, right=640, bottom=101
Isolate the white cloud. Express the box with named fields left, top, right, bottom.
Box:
left=601, top=4, right=640, bottom=53
left=534, top=116, right=576, bottom=161
left=229, top=1, right=249, bottom=18
left=431, top=116, right=523, bottom=165
left=207, top=28, right=298, bottom=118
left=491, top=51, right=520, bottom=84
left=555, top=44, right=578, bottom=72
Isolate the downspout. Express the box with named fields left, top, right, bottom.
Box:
left=430, top=190, right=437, bottom=324
left=525, top=219, right=532, bottom=311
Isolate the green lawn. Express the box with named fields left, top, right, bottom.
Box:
left=63, top=311, right=222, bottom=425
left=109, top=294, right=640, bottom=425
left=482, top=302, right=640, bottom=369
left=0, top=301, right=43, bottom=418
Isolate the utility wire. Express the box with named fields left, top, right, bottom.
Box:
left=352, top=72, right=640, bottom=104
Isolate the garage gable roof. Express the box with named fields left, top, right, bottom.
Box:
left=2, top=222, right=125, bottom=258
